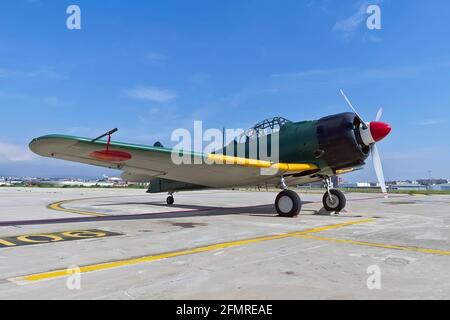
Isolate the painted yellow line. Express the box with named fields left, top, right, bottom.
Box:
left=47, top=200, right=108, bottom=217
left=10, top=218, right=374, bottom=284
left=294, top=218, right=375, bottom=234
left=294, top=234, right=450, bottom=256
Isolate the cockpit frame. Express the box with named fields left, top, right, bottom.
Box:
left=238, top=117, right=291, bottom=142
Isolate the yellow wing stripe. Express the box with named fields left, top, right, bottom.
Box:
left=207, top=154, right=318, bottom=172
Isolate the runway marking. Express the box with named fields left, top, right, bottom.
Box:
left=0, top=229, right=123, bottom=249
left=294, top=234, right=450, bottom=256
left=9, top=218, right=375, bottom=284
left=47, top=200, right=108, bottom=217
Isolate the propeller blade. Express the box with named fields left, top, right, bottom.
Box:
left=339, top=89, right=368, bottom=129
left=376, top=107, right=383, bottom=121
left=371, top=143, right=388, bottom=198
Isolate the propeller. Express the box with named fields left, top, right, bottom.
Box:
left=340, top=89, right=368, bottom=129
left=375, top=107, right=383, bottom=122
left=371, top=143, right=387, bottom=196
left=340, top=90, right=392, bottom=198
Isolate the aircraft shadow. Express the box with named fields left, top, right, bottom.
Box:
left=93, top=200, right=316, bottom=211
left=0, top=201, right=362, bottom=227
left=0, top=204, right=275, bottom=227
left=93, top=202, right=221, bottom=211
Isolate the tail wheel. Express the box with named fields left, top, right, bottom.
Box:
left=275, top=190, right=301, bottom=217
left=166, top=196, right=174, bottom=205
left=322, top=189, right=346, bottom=212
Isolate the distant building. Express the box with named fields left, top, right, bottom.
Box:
left=3, top=180, right=24, bottom=185
left=298, top=181, right=323, bottom=189
left=339, top=182, right=372, bottom=188
left=433, top=183, right=450, bottom=191
left=331, top=176, right=343, bottom=187
left=390, top=183, right=427, bottom=191
left=30, top=177, right=127, bottom=187
left=100, top=176, right=127, bottom=186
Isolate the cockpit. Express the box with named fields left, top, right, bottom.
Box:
left=237, top=117, right=292, bottom=143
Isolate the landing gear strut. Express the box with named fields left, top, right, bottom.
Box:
left=275, top=176, right=301, bottom=217
left=166, top=193, right=174, bottom=205
left=322, top=178, right=346, bottom=212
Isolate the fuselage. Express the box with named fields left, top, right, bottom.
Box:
left=222, top=112, right=370, bottom=174
left=149, top=112, right=374, bottom=193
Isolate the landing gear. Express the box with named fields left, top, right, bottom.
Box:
left=166, top=193, right=174, bottom=205
left=275, top=176, right=301, bottom=217
left=322, top=178, right=346, bottom=212
left=275, top=190, right=301, bottom=217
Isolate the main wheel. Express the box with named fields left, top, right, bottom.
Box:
left=275, top=190, right=301, bottom=217
left=322, top=189, right=346, bottom=212
left=166, top=196, right=174, bottom=205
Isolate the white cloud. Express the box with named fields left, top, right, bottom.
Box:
left=333, top=1, right=382, bottom=39
left=414, top=119, right=444, bottom=127
left=0, top=66, right=62, bottom=80
left=0, top=142, right=35, bottom=162
left=123, top=86, right=177, bottom=103
left=271, top=69, right=332, bottom=78
left=0, top=91, right=67, bottom=106
left=270, top=61, right=449, bottom=82
left=333, top=5, right=366, bottom=34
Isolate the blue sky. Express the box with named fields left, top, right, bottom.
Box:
left=0, top=0, right=449, bottom=181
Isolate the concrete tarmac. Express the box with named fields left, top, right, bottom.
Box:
left=0, top=187, right=449, bottom=300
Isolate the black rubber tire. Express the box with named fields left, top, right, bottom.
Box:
left=275, top=190, right=301, bottom=217
left=322, top=189, right=346, bottom=212
left=166, top=196, right=174, bottom=205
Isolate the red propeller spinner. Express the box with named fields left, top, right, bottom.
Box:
left=369, top=121, right=392, bottom=142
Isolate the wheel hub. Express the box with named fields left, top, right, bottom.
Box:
left=325, top=194, right=339, bottom=209
left=278, top=196, right=293, bottom=213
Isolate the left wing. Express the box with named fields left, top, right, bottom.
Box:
left=29, top=134, right=319, bottom=188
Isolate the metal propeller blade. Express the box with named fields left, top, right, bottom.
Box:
left=339, top=90, right=389, bottom=197
left=339, top=89, right=368, bottom=129
left=376, top=107, right=383, bottom=121
left=371, top=143, right=388, bottom=198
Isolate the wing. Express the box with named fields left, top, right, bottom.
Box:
left=29, top=134, right=318, bottom=188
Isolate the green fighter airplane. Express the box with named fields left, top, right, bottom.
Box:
left=29, top=91, right=392, bottom=218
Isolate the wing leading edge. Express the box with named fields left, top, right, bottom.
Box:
left=29, top=134, right=319, bottom=188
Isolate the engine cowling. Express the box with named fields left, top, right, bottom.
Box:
left=316, top=112, right=370, bottom=170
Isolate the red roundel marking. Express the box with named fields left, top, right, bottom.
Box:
left=90, top=150, right=132, bottom=162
